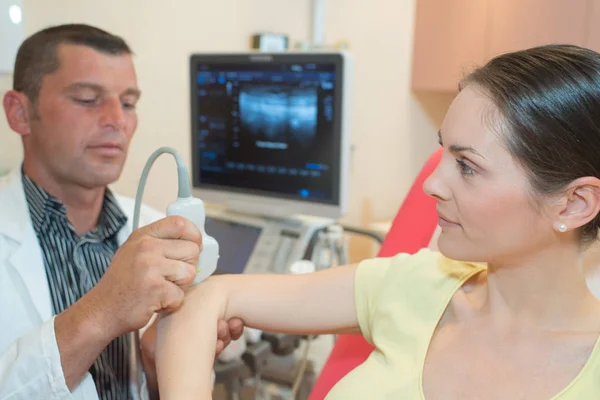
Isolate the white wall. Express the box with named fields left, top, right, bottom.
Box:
left=0, top=0, right=449, bottom=224
left=324, top=0, right=448, bottom=224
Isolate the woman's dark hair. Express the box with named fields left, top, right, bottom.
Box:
left=461, top=44, right=600, bottom=245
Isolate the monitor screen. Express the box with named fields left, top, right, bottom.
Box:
left=205, top=217, right=262, bottom=275
left=190, top=53, right=349, bottom=218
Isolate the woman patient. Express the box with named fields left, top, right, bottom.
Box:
left=156, top=44, right=600, bottom=399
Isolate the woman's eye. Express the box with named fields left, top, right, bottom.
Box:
left=456, top=159, right=475, bottom=176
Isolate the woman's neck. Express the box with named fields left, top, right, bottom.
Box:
left=483, top=242, right=600, bottom=333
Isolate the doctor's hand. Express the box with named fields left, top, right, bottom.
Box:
left=86, top=216, right=203, bottom=339
left=54, top=216, right=202, bottom=390
left=215, top=317, right=245, bottom=354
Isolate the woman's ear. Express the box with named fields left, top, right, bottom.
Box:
left=3, top=90, right=32, bottom=137
left=555, top=177, right=600, bottom=232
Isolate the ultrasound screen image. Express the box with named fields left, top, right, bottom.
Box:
left=192, top=61, right=339, bottom=203
left=239, top=85, right=317, bottom=148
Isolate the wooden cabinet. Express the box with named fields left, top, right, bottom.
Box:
left=488, top=0, right=587, bottom=57
left=585, top=0, right=600, bottom=52
left=412, top=0, right=591, bottom=92
left=411, top=0, right=489, bottom=92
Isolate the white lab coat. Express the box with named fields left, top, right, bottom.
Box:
left=0, top=168, right=164, bottom=400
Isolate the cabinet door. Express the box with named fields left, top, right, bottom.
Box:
left=488, top=0, right=587, bottom=58
left=585, top=0, right=600, bottom=52
left=412, top=0, right=488, bottom=92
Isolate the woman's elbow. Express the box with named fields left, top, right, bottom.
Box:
left=183, top=276, right=230, bottom=319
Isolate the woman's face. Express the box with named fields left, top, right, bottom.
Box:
left=423, top=86, right=556, bottom=264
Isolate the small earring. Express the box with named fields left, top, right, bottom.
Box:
left=557, top=223, right=568, bottom=233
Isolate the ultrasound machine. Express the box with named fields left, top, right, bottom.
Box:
left=189, top=52, right=352, bottom=399
left=190, top=52, right=352, bottom=277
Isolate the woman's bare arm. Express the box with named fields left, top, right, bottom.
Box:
left=155, top=264, right=359, bottom=399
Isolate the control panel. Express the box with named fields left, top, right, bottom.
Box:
left=205, top=208, right=334, bottom=275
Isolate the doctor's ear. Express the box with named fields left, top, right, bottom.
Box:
left=3, top=90, right=33, bottom=137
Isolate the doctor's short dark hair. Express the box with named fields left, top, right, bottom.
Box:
left=460, top=44, right=600, bottom=246
left=12, top=23, right=132, bottom=105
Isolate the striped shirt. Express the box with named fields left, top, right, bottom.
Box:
left=22, top=174, right=131, bottom=400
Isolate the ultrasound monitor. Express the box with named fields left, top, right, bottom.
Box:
left=189, top=52, right=351, bottom=219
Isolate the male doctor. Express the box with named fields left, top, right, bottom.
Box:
left=0, top=24, right=242, bottom=399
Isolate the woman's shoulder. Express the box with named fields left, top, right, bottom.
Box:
left=359, top=248, right=486, bottom=283
left=354, top=249, right=487, bottom=344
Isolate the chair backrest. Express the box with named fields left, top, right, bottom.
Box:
left=378, top=147, right=442, bottom=257
left=308, top=148, right=443, bottom=399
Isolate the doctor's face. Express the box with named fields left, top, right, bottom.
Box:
left=24, top=44, right=140, bottom=189
left=423, top=86, right=556, bottom=264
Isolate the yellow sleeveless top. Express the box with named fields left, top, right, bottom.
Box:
left=325, top=249, right=600, bottom=399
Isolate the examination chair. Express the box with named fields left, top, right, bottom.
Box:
left=308, top=147, right=443, bottom=399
